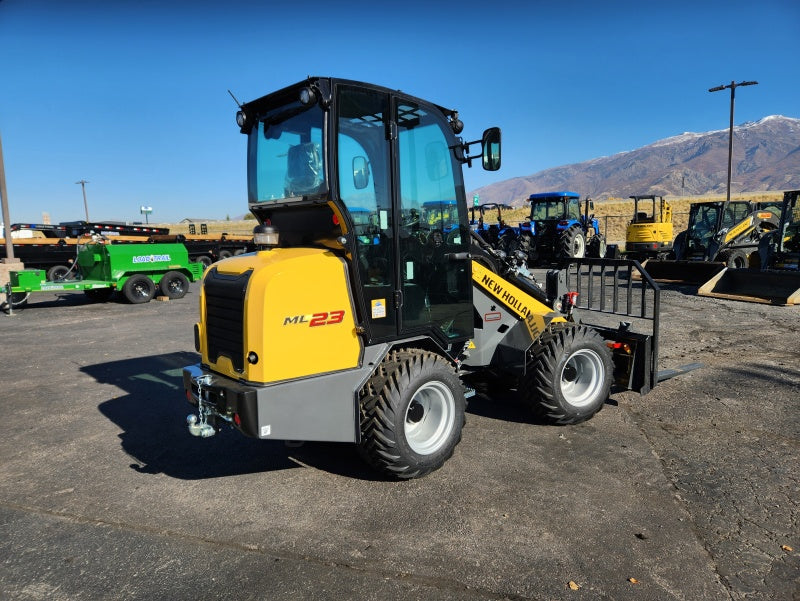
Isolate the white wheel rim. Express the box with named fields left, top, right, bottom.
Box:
left=404, top=381, right=455, bottom=455
left=559, top=349, right=604, bottom=407
left=574, top=234, right=585, bottom=258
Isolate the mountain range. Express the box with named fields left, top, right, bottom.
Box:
left=471, top=115, right=800, bottom=206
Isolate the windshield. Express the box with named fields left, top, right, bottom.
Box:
left=530, top=200, right=565, bottom=221
left=688, top=204, right=720, bottom=240
left=247, top=101, right=326, bottom=204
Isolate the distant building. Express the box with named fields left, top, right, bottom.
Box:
left=179, top=218, right=215, bottom=224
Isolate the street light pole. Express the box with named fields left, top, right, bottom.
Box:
left=76, top=179, right=90, bottom=221
left=708, top=80, right=758, bottom=202
left=1, top=131, right=16, bottom=261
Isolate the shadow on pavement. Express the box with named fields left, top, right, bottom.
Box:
left=84, top=352, right=380, bottom=481
left=464, top=374, right=618, bottom=424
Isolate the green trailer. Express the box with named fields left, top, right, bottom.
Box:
left=3, top=241, right=205, bottom=309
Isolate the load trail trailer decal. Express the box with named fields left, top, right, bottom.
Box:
left=132, top=254, right=172, bottom=263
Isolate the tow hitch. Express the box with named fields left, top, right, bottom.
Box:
left=186, top=374, right=230, bottom=438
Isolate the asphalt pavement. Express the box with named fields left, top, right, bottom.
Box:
left=0, top=286, right=797, bottom=600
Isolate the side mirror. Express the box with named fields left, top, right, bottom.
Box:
left=353, top=156, right=370, bottom=190
left=481, top=127, right=501, bottom=171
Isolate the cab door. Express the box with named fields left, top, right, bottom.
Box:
left=393, top=98, right=472, bottom=344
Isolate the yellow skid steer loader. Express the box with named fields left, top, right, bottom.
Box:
left=698, top=190, right=800, bottom=304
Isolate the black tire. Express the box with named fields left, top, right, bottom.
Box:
left=122, top=274, right=156, bottom=304
left=520, top=323, right=613, bottom=425
left=358, top=349, right=465, bottom=479
left=158, top=270, right=190, bottom=299
left=559, top=225, right=586, bottom=259
left=717, top=248, right=748, bottom=269
left=193, top=255, right=213, bottom=268
left=587, top=235, right=607, bottom=259
left=84, top=288, right=114, bottom=303
left=218, top=250, right=233, bottom=260
left=47, top=265, right=73, bottom=281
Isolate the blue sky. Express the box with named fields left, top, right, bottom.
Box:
left=1, top=0, right=798, bottom=224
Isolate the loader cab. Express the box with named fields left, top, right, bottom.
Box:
left=239, top=77, right=500, bottom=349
left=684, top=201, right=749, bottom=257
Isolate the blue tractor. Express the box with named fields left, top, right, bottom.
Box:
left=511, top=191, right=606, bottom=264
left=469, top=202, right=518, bottom=250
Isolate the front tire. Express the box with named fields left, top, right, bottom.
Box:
left=358, top=349, right=465, bottom=479
left=587, top=235, right=607, bottom=259
left=717, top=248, right=748, bottom=269
left=520, top=323, right=613, bottom=424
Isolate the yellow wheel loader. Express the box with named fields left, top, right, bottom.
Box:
left=624, top=195, right=673, bottom=260
left=181, top=78, right=676, bottom=479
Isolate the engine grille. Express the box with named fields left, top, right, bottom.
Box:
left=203, top=267, right=252, bottom=373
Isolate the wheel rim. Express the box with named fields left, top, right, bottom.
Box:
left=133, top=282, right=150, bottom=298
left=559, top=349, right=604, bottom=407
left=51, top=267, right=69, bottom=281
left=404, top=381, right=455, bottom=455
left=573, top=234, right=585, bottom=257
left=167, top=278, right=185, bottom=294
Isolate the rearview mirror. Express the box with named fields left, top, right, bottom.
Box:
left=481, top=127, right=501, bottom=171
left=353, top=156, right=370, bottom=190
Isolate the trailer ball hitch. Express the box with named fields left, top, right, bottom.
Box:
left=186, top=374, right=225, bottom=438
left=187, top=414, right=216, bottom=438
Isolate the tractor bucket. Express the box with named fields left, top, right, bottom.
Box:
left=697, top=268, right=800, bottom=305
left=637, top=259, right=726, bottom=285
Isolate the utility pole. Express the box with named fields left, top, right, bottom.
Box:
left=708, top=80, right=758, bottom=202
left=1, top=131, right=15, bottom=261
left=76, top=179, right=90, bottom=221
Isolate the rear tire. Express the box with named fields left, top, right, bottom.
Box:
left=158, top=271, right=189, bottom=299
left=520, top=323, right=613, bottom=425
left=559, top=225, right=586, bottom=259
left=122, top=275, right=156, bottom=304
left=193, top=255, right=213, bottom=268
left=358, top=349, right=465, bottom=479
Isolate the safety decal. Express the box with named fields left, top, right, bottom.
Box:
left=371, top=299, right=386, bottom=319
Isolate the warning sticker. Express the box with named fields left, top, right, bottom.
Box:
left=371, top=298, right=387, bottom=319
